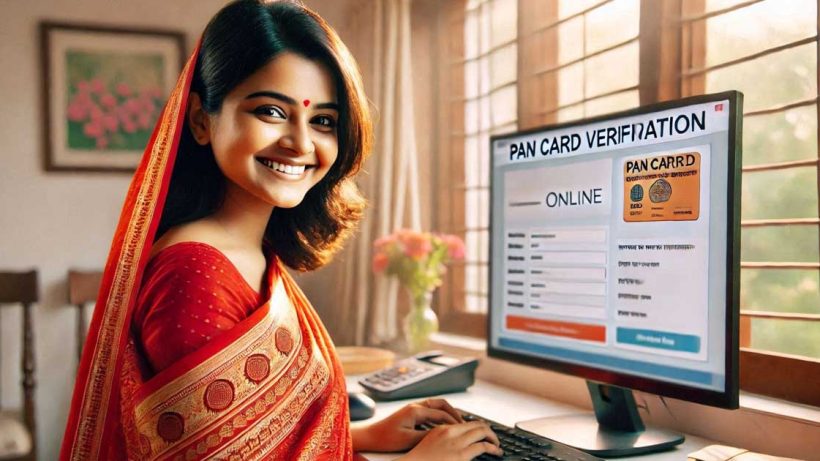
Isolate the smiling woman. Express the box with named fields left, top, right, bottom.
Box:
left=59, top=1, right=503, bottom=461
left=154, top=2, right=371, bottom=273
left=186, top=52, right=341, bottom=212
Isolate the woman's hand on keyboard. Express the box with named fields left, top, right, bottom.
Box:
left=400, top=420, right=504, bottom=461
left=354, top=398, right=465, bottom=452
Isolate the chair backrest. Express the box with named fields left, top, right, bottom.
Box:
left=0, top=271, right=37, bottom=304
left=0, top=270, right=38, bottom=461
left=67, top=269, right=102, bottom=362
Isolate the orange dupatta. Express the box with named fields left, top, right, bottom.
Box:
left=60, top=45, right=352, bottom=461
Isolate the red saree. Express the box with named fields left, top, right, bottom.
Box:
left=133, top=242, right=267, bottom=374
left=60, top=46, right=352, bottom=461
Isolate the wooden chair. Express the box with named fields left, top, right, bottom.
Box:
left=68, top=269, right=102, bottom=361
left=0, top=270, right=37, bottom=461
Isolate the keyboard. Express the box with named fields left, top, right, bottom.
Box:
left=420, top=409, right=604, bottom=461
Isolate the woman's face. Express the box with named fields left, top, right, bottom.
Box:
left=204, top=52, right=340, bottom=209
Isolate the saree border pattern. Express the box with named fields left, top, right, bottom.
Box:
left=65, top=50, right=199, bottom=461
left=123, top=279, right=332, bottom=460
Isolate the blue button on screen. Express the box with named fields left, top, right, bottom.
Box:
left=617, top=327, right=701, bottom=353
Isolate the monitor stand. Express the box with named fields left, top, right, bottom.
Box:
left=515, top=381, right=684, bottom=457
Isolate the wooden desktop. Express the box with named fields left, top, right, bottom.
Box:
left=348, top=377, right=714, bottom=461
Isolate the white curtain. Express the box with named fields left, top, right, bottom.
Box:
left=337, top=0, right=422, bottom=346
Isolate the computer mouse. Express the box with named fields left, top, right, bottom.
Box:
left=348, top=391, right=376, bottom=421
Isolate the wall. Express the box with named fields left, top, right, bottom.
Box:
left=0, top=1, right=346, bottom=459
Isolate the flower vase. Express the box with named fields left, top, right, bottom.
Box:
left=402, top=290, right=439, bottom=354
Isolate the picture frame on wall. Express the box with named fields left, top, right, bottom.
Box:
left=40, top=22, right=185, bottom=172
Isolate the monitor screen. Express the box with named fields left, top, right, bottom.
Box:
left=488, top=92, right=741, bottom=409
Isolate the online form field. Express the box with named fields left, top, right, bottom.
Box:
left=524, top=228, right=608, bottom=319
left=527, top=282, right=607, bottom=319
left=527, top=302, right=606, bottom=319
left=530, top=267, right=605, bottom=281
left=528, top=266, right=606, bottom=316
left=529, top=228, right=607, bottom=265
left=530, top=251, right=606, bottom=265
left=529, top=280, right=606, bottom=296
left=529, top=292, right=606, bottom=307
left=503, top=227, right=609, bottom=319
left=529, top=228, right=607, bottom=244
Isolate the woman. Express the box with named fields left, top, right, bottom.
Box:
left=60, top=1, right=503, bottom=460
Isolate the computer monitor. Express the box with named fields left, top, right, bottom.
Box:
left=487, top=91, right=742, bottom=456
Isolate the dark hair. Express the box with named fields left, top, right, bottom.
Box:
left=157, top=0, right=372, bottom=271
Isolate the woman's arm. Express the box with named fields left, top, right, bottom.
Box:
left=349, top=401, right=453, bottom=453
left=351, top=419, right=503, bottom=461
left=350, top=424, right=378, bottom=453
left=348, top=399, right=502, bottom=459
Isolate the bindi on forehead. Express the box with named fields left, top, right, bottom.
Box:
left=303, top=99, right=310, bottom=107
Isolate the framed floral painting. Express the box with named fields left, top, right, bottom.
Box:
left=40, top=22, right=185, bottom=172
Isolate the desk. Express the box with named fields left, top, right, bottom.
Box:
left=348, top=378, right=714, bottom=460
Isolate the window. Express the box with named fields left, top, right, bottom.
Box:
left=437, top=0, right=518, bottom=335
left=680, top=0, right=820, bottom=405
left=461, top=0, right=518, bottom=314
left=539, top=0, right=641, bottom=123
left=433, top=0, right=819, bottom=405
left=680, top=0, right=820, bottom=358
left=437, top=0, right=641, bottom=336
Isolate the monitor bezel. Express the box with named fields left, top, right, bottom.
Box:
left=486, top=91, right=742, bottom=409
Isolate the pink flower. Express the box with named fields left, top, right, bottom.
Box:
left=95, top=136, right=109, bottom=149
left=67, top=101, right=86, bottom=122
left=141, top=96, right=156, bottom=113
left=116, top=82, right=132, bottom=97
left=395, top=229, right=421, bottom=247
left=83, top=121, right=104, bottom=138
left=102, top=114, right=119, bottom=132
left=401, top=232, right=432, bottom=260
left=100, top=93, right=117, bottom=109
left=137, top=113, right=152, bottom=130
left=116, top=107, right=131, bottom=123
left=441, top=234, right=466, bottom=260
left=90, top=78, right=105, bottom=94
left=373, top=235, right=397, bottom=251
left=76, top=80, right=90, bottom=94
left=372, top=229, right=460, bottom=291
left=122, top=119, right=137, bottom=133
left=125, top=98, right=142, bottom=115
left=89, top=104, right=103, bottom=121
left=372, top=252, right=389, bottom=273
left=72, top=92, right=92, bottom=110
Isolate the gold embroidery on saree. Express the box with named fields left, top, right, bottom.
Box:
left=205, top=345, right=329, bottom=461
left=295, top=383, right=346, bottom=461
left=133, top=282, right=298, bottom=457
left=157, top=341, right=328, bottom=461
left=136, top=280, right=294, bottom=417
left=129, top=278, right=335, bottom=461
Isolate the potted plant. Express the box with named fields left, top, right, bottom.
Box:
left=372, top=230, right=465, bottom=353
